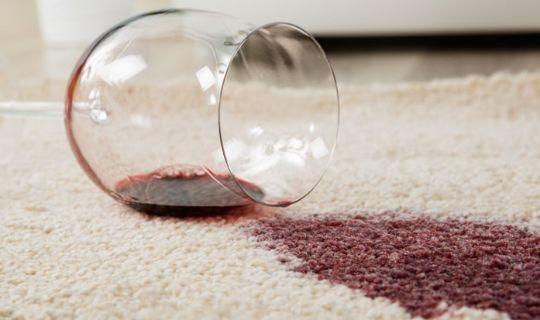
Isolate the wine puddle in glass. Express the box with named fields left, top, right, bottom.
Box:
left=113, top=165, right=266, bottom=214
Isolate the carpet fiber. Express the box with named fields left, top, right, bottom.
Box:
left=1, top=72, right=540, bottom=319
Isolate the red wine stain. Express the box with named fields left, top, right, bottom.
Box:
left=113, top=165, right=265, bottom=217
left=249, top=214, right=540, bottom=319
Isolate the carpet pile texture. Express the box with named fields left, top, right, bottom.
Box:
left=1, top=72, right=540, bottom=319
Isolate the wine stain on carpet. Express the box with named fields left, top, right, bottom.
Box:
left=248, top=214, right=540, bottom=319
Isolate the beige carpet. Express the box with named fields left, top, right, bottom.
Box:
left=1, top=72, right=540, bottom=319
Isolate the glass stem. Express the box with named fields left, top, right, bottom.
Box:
left=0, top=101, right=64, bottom=118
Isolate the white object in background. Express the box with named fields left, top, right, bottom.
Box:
left=36, top=0, right=135, bottom=46
left=173, top=0, right=540, bottom=35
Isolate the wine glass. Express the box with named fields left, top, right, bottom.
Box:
left=63, top=9, right=339, bottom=212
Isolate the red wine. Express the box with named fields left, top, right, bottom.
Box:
left=251, top=215, right=540, bottom=320
left=113, top=165, right=264, bottom=215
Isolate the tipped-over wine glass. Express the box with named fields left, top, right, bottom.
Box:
left=3, top=9, right=340, bottom=213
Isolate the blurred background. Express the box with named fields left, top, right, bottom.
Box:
left=1, top=0, right=540, bottom=93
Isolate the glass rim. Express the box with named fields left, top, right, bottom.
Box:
left=217, top=21, right=341, bottom=207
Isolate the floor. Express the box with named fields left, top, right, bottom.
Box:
left=1, top=0, right=540, bottom=90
